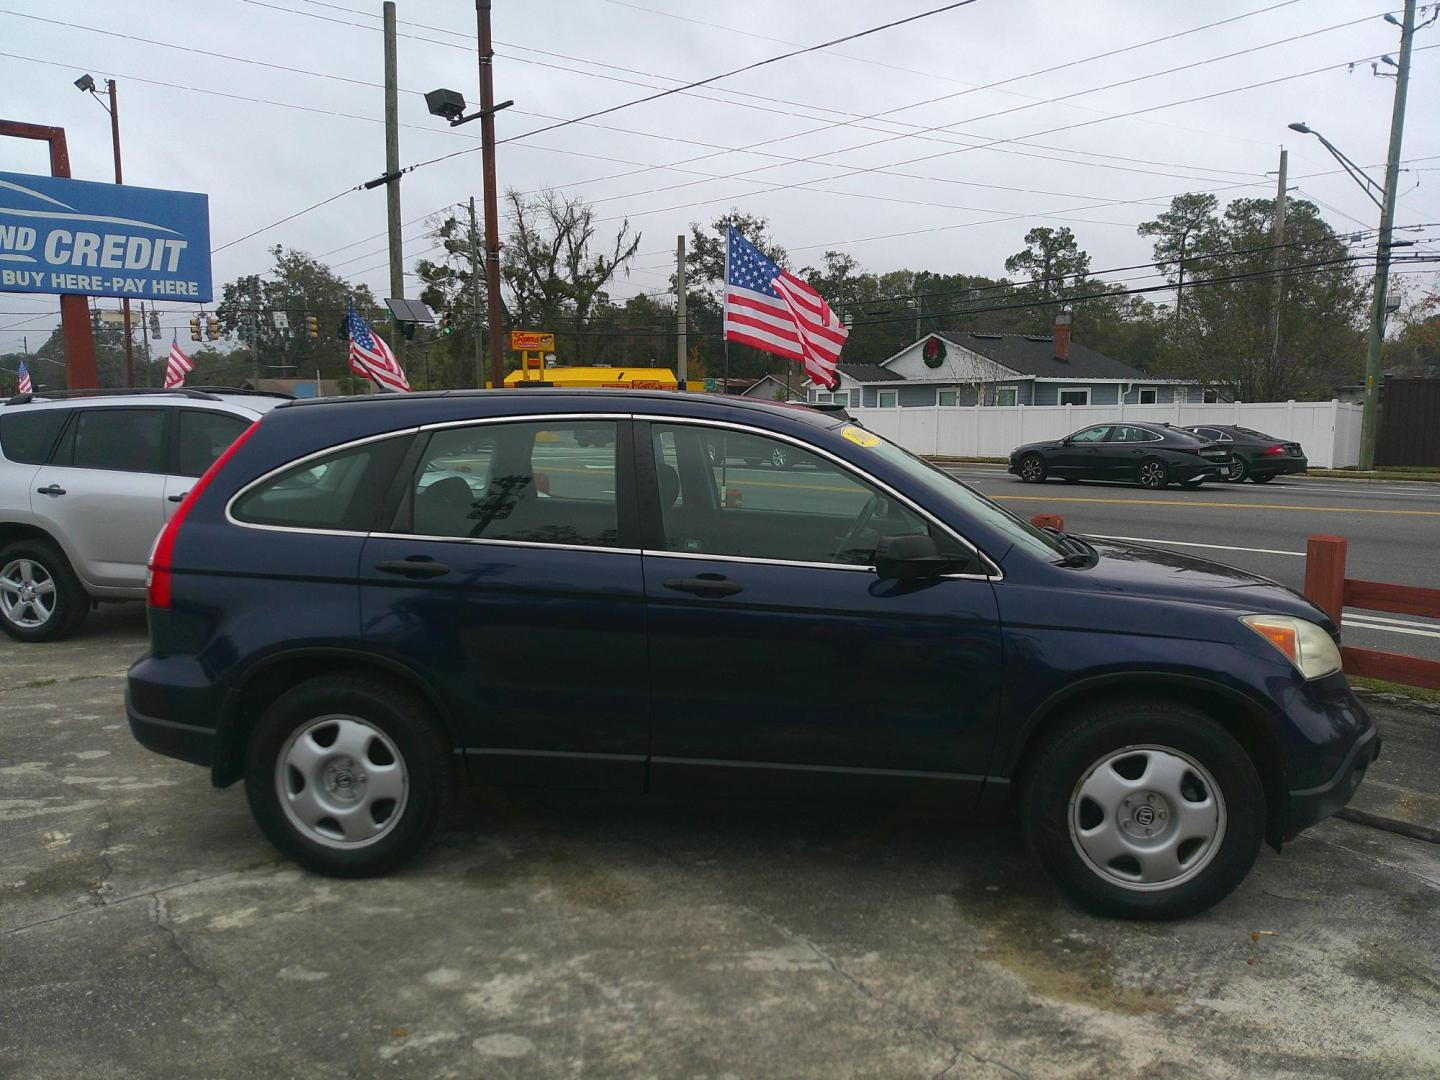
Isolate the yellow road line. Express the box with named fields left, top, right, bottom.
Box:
left=989, top=495, right=1440, bottom=517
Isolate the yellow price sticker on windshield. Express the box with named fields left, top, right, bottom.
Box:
left=841, top=426, right=880, bottom=447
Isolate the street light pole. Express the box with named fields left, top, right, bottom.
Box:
left=104, top=79, right=134, bottom=389
left=1359, top=0, right=1416, bottom=469
left=476, top=0, right=505, bottom=390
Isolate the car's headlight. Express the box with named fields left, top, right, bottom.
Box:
left=1240, top=614, right=1342, bottom=679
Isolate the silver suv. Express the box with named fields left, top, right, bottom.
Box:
left=0, top=388, right=287, bottom=641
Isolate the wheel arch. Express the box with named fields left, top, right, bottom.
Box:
left=213, top=647, right=456, bottom=788
left=1004, top=673, right=1290, bottom=850
left=0, top=521, right=85, bottom=578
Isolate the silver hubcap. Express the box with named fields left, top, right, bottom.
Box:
left=1068, top=745, right=1225, bottom=892
left=0, top=559, right=56, bottom=628
left=1022, top=457, right=1042, bottom=479
left=1140, top=463, right=1164, bottom=487
left=276, top=715, right=408, bottom=849
left=771, top=448, right=787, bottom=467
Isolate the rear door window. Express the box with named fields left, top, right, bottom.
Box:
left=177, top=411, right=251, bottom=477
left=232, top=436, right=411, bottom=531
left=68, top=408, right=167, bottom=473
left=0, top=409, right=70, bottom=464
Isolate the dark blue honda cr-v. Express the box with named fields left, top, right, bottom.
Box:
left=126, top=391, right=1379, bottom=919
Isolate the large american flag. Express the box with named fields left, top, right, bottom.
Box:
left=347, top=300, right=410, bottom=393
left=723, top=225, right=847, bottom=388
left=16, top=359, right=32, bottom=394
left=163, top=337, right=193, bottom=389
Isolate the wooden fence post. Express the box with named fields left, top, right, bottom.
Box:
left=1303, top=535, right=1348, bottom=623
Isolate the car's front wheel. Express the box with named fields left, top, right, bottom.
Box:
left=1020, top=697, right=1264, bottom=919
left=1137, top=459, right=1170, bottom=489
left=244, top=676, right=454, bottom=877
left=1018, top=453, right=1047, bottom=483
left=0, top=540, right=89, bottom=642
left=770, top=445, right=792, bottom=469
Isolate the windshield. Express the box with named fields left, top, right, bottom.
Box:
left=854, top=427, right=1067, bottom=561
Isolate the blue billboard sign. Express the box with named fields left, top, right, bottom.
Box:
left=0, top=171, right=212, bottom=303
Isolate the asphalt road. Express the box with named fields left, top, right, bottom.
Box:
left=942, top=465, right=1440, bottom=663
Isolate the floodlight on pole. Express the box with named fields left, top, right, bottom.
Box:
left=73, top=73, right=95, bottom=93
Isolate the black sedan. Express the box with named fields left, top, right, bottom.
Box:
left=1183, top=425, right=1308, bottom=483
left=1009, top=422, right=1234, bottom=489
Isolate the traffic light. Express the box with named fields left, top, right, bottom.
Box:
left=306, top=315, right=319, bottom=339
left=439, top=312, right=454, bottom=336
left=207, top=316, right=220, bottom=340
left=189, top=317, right=202, bottom=342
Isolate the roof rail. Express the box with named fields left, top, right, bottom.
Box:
left=184, top=385, right=297, bottom=399
left=4, top=387, right=223, bottom=406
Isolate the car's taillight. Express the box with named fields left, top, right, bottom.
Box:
left=1264, top=445, right=1286, bottom=456
left=148, top=419, right=261, bottom=609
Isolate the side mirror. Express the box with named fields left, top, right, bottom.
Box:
left=1061, top=435, right=1073, bottom=445
left=874, top=533, right=958, bottom=580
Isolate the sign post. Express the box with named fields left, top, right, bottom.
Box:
left=0, top=123, right=97, bottom=388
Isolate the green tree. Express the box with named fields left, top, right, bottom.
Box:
left=1003, top=227, right=1092, bottom=302
left=1136, top=193, right=1223, bottom=324
left=215, top=245, right=383, bottom=384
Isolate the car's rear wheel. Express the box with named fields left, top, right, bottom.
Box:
left=1020, top=697, right=1264, bottom=919
left=1226, top=457, right=1249, bottom=483
left=0, top=540, right=89, bottom=642
left=244, top=676, right=453, bottom=877
left=1018, top=453, right=1047, bottom=483
left=1137, top=459, right=1169, bottom=489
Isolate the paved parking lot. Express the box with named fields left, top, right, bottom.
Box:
left=3, top=608, right=1439, bottom=1078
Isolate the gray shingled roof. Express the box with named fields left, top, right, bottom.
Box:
left=938, top=331, right=1146, bottom=380
left=836, top=363, right=905, bottom=383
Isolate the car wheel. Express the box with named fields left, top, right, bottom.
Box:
left=1018, top=453, right=1047, bottom=483
left=770, top=445, right=792, bottom=469
left=244, top=676, right=454, bottom=877
left=1020, top=696, right=1264, bottom=919
left=1137, top=459, right=1169, bottom=489
left=705, top=439, right=720, bottom=466
left=1226, top=458, right=1249, bottom=483
left=1249, top=473, right=1274, bottom=484
left=0, top=540, right=90, bottom=643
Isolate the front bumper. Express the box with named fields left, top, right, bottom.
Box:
left=1285, top=723, right=1380, bottom=839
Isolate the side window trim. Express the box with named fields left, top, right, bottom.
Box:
left=631, top=416, right=999, bottom=580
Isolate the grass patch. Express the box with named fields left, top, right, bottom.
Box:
left=1349, top=676, right=1440, bottom=707
left=1309, top=468, right=1440, bottom=483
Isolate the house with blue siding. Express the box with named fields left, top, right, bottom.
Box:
left=808, top=318, right=1205, bottom=409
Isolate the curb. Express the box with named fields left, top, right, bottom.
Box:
left=1301, top=473, right=1440, bottom=486
left=1351, top=686, right=1440, bottom=716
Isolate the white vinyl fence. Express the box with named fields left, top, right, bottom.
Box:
left=848, top=399, right=1363, bottom=469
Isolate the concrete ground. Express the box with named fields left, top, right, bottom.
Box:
left=3, top=606, right=1439, bottom=1079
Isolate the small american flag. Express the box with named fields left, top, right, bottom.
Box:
left=164, top=336, right=193, bottom=389
left=17, top=359, right=32, bottom=394
left=347, top=299, right=410, bottom=393
left=723, top=225, right=847, bottom=388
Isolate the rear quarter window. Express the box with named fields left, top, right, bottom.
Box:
left=0, top=409, right=69, bottom=464
left=231, top=435, right=411, bottom=532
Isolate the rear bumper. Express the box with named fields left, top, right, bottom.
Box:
left=1256, top=457, right=1308, bottom=477
left=1285, top=724, right=1380, bottom=839
left=126, top=685, right=216, bottom=767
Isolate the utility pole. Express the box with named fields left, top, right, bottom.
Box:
left=1268, top=147, right=1288, bottom=366
left=382, top=2, right=406, bottom=379
left=476, top=0, right=505, bottom=391
left=103, top=79, right=135, bottom=388
left=468, top=196, right=484, bottom=387
left=1359, top=0, right=1416, bottom=470
left=675, top=234, right=687, bottom=386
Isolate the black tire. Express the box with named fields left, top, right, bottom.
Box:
left=1225, top=457, right=1249, bottom=483
left=244, top=675, right=454, bottom=878
left=1136, top=458, right=1170, bottom=489
left=1018, top=453, right=1047, bottom=484
left=1020, top=696, right=1264, bottom=920
left=1249, top=473, right=1274, bottom=484
left=0, top=539, right=90, bottom=643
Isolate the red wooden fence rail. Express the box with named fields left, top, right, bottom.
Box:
left=1303, top=536, right=1440, bottom=690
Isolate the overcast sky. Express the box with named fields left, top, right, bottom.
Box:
left=3, top=0, right=1438, bottom=360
